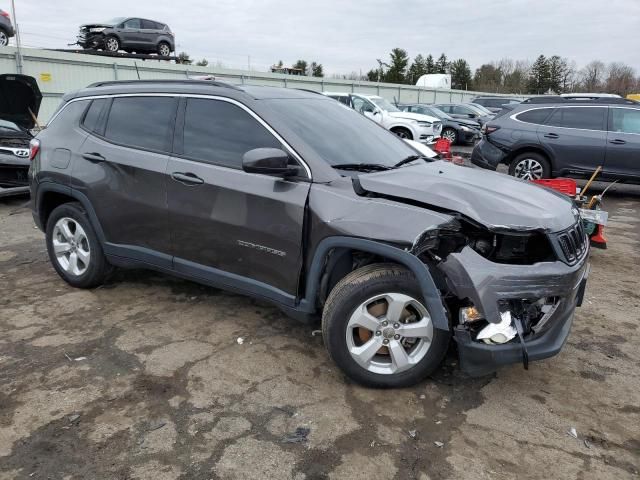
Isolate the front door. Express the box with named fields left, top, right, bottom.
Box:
left=537, top=106, right=608, bottom=176
left=605, top=107, right=640, bottom=180
left=120, top=18, right=144, bottom=48
left=73, top=95, right=178, bottom=266
left=166, top=97, right=311, bottom=297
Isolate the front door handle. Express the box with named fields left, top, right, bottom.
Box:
left=82, top=152, right=106, bottom=162
left=543, top=133, right=559, bottom=139
left=171, top=172, right=204, bottom=185
left=609, top=138, right=626, bottom=145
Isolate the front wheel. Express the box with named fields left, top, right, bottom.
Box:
left=104, top=35, right=120, bottom=52
left=441, top=127, right=458, bottom=144
left=0, top=28, right=8, bottom=47
left=322, top=264, right=450, bottom=388
left=508, top=152, right=551, bottom=180
left=391, top=127, right=413, bottom=140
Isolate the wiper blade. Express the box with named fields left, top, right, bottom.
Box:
left=393, top=155, right=427, bottom=168
left=331, top=163, right=392, bottom=172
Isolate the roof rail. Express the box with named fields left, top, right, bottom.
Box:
left=87, top=79, right=240, bottom=90
left=522, top=96, right=638, bottom=105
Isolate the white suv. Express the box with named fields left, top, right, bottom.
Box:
left=324, top=92, right=442, bottom=144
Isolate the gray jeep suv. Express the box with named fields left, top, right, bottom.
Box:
left=472, top=97, right=640, bottom=182
left=30, top=80, right=589, bottom=387
left=77, top=17, right=175, bottom=56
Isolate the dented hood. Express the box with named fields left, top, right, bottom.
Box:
left=357, top=161, right=577, bottom=232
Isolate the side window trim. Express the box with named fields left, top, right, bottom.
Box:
left=545, top=106, right=608, bottom=132
left=512, top=107, right=554, bottom=125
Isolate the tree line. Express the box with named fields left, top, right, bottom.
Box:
left=362, top=48, right=640, bottom=96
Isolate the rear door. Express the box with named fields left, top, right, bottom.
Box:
left=166, top=97, right=311, bottom=296
left=537, top=106, right=607, bottom=176
left=74, top=95, right=178, bottom=266
left=120, top=18, right=144, bottom=48
left=140, top=19, right=160, bottom=49
left=605, top=107, right=640, bottom=180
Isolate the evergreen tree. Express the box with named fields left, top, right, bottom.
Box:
left=385, top=48, right=409, bottom=83
left=292, top=59, right=308, bottom=75
left=435, top=53, right=449, bottom=74
left=407, top=54, right=428, bottom=84
left=449, top=59, right=472, bottom=90
left=310, top=62, right=324, bottom=77
left=425, top=54, right=436, bottom=74
left=528, top=55, right=550, bottom=94
left=548, top=55, right=566, bottom=93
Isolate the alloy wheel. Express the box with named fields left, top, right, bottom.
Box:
left=345, top=293, right=433, bottom=375
left=0, top=31, right=8, bottom=46
left=158, top=43, right=170, bottom=56
left=513, top=158, right=544, bottom=180
left=52, top=217, right=91, bottom=276
left=442, top=129, right=457, bottom=143
left=105, top=37, right=119, bottom=52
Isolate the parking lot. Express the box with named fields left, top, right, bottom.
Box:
left=1, top=181, right=639, bottom=479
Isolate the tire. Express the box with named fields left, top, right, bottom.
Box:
left=103, top=35, right=120, bottom=52
left=322, top=263, right=450, bottom=388
left=391, top=127, right=413, bottom=140
left=0, top=28, right=8, bottom=47
left=508, top=152, right=551, bottom=180
left=441, top=127, right=458, bottom=145
left=157, top=41, right=171, bottom=57
left=45, top=202, right=112, bottom=289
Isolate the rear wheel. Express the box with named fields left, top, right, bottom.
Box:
left=45, top=202, right=111, bottom=288
left=0, top=28, right=8, bottom=47
left=391, top=127, right=413, bottom=140
left=508, top=152, right=551, bottom=180
left=441, top=127, right=458, bottom=144
left=322, top=264, right=450, bottom=388
left=157, top=41, right=171, bottom=57
left=104, top=35, right=120, bottom=52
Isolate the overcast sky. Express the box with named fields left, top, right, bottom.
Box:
left=9, top=0, right=640, bottom=75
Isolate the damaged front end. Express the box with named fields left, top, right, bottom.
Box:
left=411, top=217, right=589, bottom=376
left=77, top=24, right=110, bottom=49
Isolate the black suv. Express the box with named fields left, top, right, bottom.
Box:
left=399, top=104, right=480, bottom=144
left=30, top=80, right=589, bottom=387
left=471, top=96, right=522, bottom=113
left=472, top=97, right=640, bottom=182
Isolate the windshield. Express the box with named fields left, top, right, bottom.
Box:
left=104, top=17, right=126, bottom=25
left=467, top=103, right=493, bottom=115
left=422, top=106, right=451, bottom=120
left=369, top=97, right=400, bottom=113
left=266, top=98, right=417, bottom=168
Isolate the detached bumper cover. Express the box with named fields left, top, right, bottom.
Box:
left=471, top=138, right=507, bottom=170
left=439, top=246, right=589, bottom=375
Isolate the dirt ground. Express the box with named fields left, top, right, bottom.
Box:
left=0, top=184, right=639, bottom=480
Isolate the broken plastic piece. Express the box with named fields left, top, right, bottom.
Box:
left=283, top=427, right=310, bottom=443
left=476, top=311, right=517, bottom=344
left=568, top=427, right=578, bottom=439
left=434, top=441, right=444, bottom=448
left=236, top=337, right=244, bottom=345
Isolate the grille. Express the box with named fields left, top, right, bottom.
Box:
left=556, top=222, right=587, bottom=264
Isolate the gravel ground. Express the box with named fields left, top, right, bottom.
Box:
left=0, top=181, right=639, bottom=480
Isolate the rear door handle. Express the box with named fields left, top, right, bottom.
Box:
left=82, top=152, right=106, bottom=162
left=171, top=172, right=204, bottom=185
left=609, top=139, right=626, bottom=145
left=543, top=133, right=559, bottom=139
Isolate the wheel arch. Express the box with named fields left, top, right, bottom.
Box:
left=301, top=236, right=449, bottom=330
left=37, top=184, right=106, bottom=242
left=505, top=145, right=554, bottom=170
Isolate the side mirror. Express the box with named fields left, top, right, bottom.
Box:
left=242, top=148, right=299, bottom=177
left=373, top=109, right=381, bottom=116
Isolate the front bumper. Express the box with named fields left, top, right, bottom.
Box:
left=439, top=245, right=589, bottom=375
left=77, top=32, right=106, bottom=49
left=0, top=154, right=30, bottom=188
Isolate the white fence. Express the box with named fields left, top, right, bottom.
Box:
left=0, top=46, right=511, bottom=122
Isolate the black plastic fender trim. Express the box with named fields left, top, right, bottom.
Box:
left=300, top=236, right=450, bottom=330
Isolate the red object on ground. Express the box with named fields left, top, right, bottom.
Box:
left=531, top=178, right=577, bottom=197
left=434, top=138, right=452, bottom=158
left=590, top=224, right=608, bottom=249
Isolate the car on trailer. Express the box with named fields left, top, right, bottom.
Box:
left=77, top=17, right=175, bottom=56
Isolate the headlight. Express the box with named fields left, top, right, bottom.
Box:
left=416, top=121, right=432, bottom=127
left=89, top=27, right=106, bottom=33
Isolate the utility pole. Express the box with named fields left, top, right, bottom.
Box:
left=10, top=0, right=22, bottom=73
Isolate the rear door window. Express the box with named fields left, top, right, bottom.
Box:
left=546, top=107, right=606, bottom=131
left=180, top=98, right=282, bottom=169
left=104, top=96, right=177, bottom=152
left=515, top=108, right=554, bottom=125
left=610, top=108, right=640, bottom=134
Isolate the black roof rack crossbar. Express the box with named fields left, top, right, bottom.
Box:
left=87, top=79, right=240, bottom=90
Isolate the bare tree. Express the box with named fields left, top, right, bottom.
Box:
left=605, top=62, right=636, bottom=96
left=580, top=60, right=606, bottom=91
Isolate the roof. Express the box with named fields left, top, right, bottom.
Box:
left=67, top=80, right=327, bottom=102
